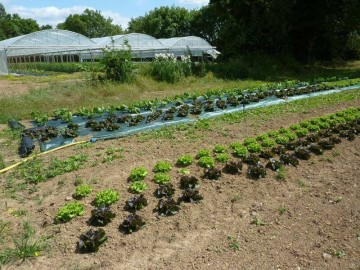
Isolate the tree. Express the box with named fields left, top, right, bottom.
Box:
left=128, top=6, right=197, bottom=38
left=41, top=24, right=53, bottom=30
left=58, top=9, right=123, bottom=38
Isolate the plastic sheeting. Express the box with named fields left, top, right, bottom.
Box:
left=0, top=50, right=8, bottom=75
left=38, top=84, right=360, bottom=151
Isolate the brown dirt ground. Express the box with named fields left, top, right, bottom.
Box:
left=0, top=99, right=359, bottom=270
left=0, top=78, right=44, bottom=97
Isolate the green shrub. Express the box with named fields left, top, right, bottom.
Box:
left=129, top=167, right=148, bottom=182
left=74, top=184, right=92, bottom=198
left=101, top=42, right=135, bottom=83
left=93, top=189, right=119, bottom=207
left=129, top=181, right=148, bottom=193
left=55, top=202, right=84, bottom=223
left=150, top=53, right=192, bottom=83
left=153, top=160, right=172, bottom=173
left=153, top=173, right=171, bottom=185
left=198, top=156, right=215, bottom=168
left=176, top=154, right=194, bottom=166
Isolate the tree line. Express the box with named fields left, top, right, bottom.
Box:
left=1, top=1, right=359, bottom=61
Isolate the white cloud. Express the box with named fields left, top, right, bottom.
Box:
left=7, top=5, right=130, bottom=28
left=177, top=0, right=209, bottom=5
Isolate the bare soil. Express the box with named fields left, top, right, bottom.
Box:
left=0, top=99, right=359, bottom=270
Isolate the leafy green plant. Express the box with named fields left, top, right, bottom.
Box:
left=129, top=167, right=148, bottom=182
left=30, top=111, right=48, bottom=126
left=331, top=249, right=346, bottom=258
left=198, top=156, right=215, bottom=168
left=276, top=166, right=286, bottom=181
left=74, top=184, right=92, bottom=199
left=278, top=205, right=287, bottom=215
left=178, top=168, right=190, bottom=175
left=93, top=189, right=119, bottom=207
left=244, top=137, right=257, bottom=146
left=46, top=154, right=88, bottom=179
left=119, top=214, right=146, bottom=234
left=247, top=142, right=262, bottom=153
left=308, top=124, right=320, bottom=132
left=124, top=194, right=148, bottom=212
left=77, top=229, right=108, bottom=253
left=196, top=149, right=211, bottom=159
left=216, top=153, right=230, bottom=163
left=153, top=160, right=172, bottom=173
left=233, top=145, right=249, bottom=158
left=261, top=138, right=276, bottom=147
left=176, top=154, right=194, bottom=166
left=129, top=181, right=148, bottom=194
left=88, top=206, right=116, bottom=226
left=213, top=144, right=227, bottom=153
left=275, top=135, right=289, bottom=145
left=153, top=173, right=171, bottom=185
left=55, top=202, right=85, bottom=223
left=156, top=197, right=180, bottom=216
left=295, top=128, right=309, bottom=137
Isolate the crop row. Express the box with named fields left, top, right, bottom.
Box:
left=52, top=106, right=359, bottom=253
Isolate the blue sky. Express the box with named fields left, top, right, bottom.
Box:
left=2, top=0, right=209, bottom=29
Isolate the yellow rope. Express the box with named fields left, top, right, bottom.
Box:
left=0, top=140, right=88, bottom=174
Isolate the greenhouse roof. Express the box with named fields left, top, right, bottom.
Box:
left=158, top=36, right=212, bottom=48
left=92, top=33, right=166, bottom=50
left=0, top=29, right=96, bottom=48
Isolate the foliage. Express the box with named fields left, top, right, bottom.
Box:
left=74, top=184, right=93, bottom=199
left=101, top=42, right=135, bottom=83
left=30, top=111, right=48, bottom=126
left=247, top=163, right=266, bottom=179
left=55, top=202, right=85, bottom=223
left=153, top=173, right=171, bottom=185
left=129, top=167, right=148, bottom=182
left=77, top=229, right=108, bottom=253
left=88, top=206, right=116, bottom=226
left=150, top=53, right=192, bottom=83
left=128, top=6, right=196, bottom=38
left=129, top=181, right=148, bottom=194
left=233, top=145, right=249, bottom=158
left=203, top=168, right=222, bottom=180
left=119, top=214, right=145, bottom=234
left=153, top=160, right=172, bottom=173
left=93, top=189, right=120, bottom=207
left=156, top=197, right=180, bottom=216
left=57, top=9, right=122, bottom=38
left=216, top=153, right=230, bottom=163
left=46, top=154, right=88, bottom=179
left=246, top=142, right=262, bottom=153
left=196, top=149, right=211, bottom=159
left=223, top=161, right=242, bottom=174
left=213, top=144, right=227, bottom=153
left=0, top=221, right=48, bottom=266
left=198, top=156, right=215, bottom=168
left=124, top=194, right=148, bottom=212
left=154, top=183, right=176, bottom=198
left=179, top=188, right=203, bottom=203
left=176, top=154, right=194, bottom=166
left=180, top=176, right=199, bottom=189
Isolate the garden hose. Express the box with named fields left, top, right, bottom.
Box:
left=0, top=140, right=90, bottom=174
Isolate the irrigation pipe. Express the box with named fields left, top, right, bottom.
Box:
left=0, top=140, right=89, bottom=174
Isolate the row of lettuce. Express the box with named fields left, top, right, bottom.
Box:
left=50, top=106, right=359, bottom=253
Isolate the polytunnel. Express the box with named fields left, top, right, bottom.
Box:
left=158, top=36, right=220, bottom=59
left=92, top=33, right=168, bottom=59
left=0, top=29, right=100, bottom=73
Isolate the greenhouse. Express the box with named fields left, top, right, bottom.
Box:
left=0, top=30, right=220, bottom=74
left=158, top=36, right=220, bottom=59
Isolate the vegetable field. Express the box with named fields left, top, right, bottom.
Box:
left=0, top=74, right=359, bottom=269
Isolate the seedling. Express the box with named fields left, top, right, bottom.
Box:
left=213, top=144, right=227, bottom=153
left=252, top=216, right=265, bottom=226
left=198, top=156, right=215, bottom=168
left=278, top=205, right=287, bottom=215
left=216, top=153, right=230, bottom=163
left=178, top=168, right=190, bottom=175
left=196, top=149, right=211, bottom=159
left=276, top=166, right=286, bottom=181
left=227, top=235, right=240, bottom=251
left=331, top=249, right=346, bottom=258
